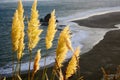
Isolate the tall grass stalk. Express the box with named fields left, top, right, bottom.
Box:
left=50, top=26, right=73, bottom=80
left=65, top=46, right=80, bottom=80
left=31, top=49, right=41, bottom=80
left=17, top=0, right=25, bottom=75
left=11, top=0, right=25, bottom=78
left=116, top=65, right=120, bottom=79
left=51, top=59, right=60, bottom=80
left=77, top=57, right=80, bottom=79
left=27, top=0, right=43, bottom=79
left=55, top=26, right=72, bottom=69
left=11, top=9, right=22, bottom=79
left=43, top=9, right=57, bottom=80
left=42, top=66, right=48, bottom=80
left=28, top=50, right=32, bottom=80
left=51, top=59, right=63, bottom=80
left=58, top=68, right=64, bottom=80
left=50, top=68, right=55, bottom=80
left=101, top=67, right=109, bottom=80
left=42, top=50, right=48, bottom=80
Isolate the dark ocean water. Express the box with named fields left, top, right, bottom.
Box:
left=0, top=0, right=120, bottom=76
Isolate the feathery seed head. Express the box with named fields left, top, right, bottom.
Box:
left=55, top=26, right=71, bottom=69
left=65, top=46, right=80, bottom=80
left=45, top=9, right=57, bottom=49
left=17, top=0, right=25, bottom=60
left=28, top=0, right=43, bottom=51
left=11, top=10, right=21, bottom=52
left=33, top=49, right=41, bottom=74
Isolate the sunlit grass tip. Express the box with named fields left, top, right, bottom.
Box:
left=45, top=9, right=57, bottom=49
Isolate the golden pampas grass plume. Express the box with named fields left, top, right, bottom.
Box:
left=55, top=26, right=71, bottom=69
left=11, top=10, right=21, bottom=52
left=32, top=49, right=41, bottom=80
left=16, top=0, right=25, bottom=60
left=27, top=0, right=43, bottom=51
left=45, top=9, right=57, bottom=49
left=33, top=49, right=41, bottom=74
left=65, top=46, right=80, bottom=80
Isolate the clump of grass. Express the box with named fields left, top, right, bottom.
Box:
left=27, top=0, right=43, bottom=79
left=11, top=0, right=25, bottom=78
left=50, top=26, right=79, bottom=80
left=10, top=0, right=82, bottom=80
left=53, top=46, right=81, bottom=80
left=101, top=65, right=120, bottom=80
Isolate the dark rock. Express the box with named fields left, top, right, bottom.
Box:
left=56, top=20, right=59, bottom=22
left=40, top=13, right=59, bottom=26
left=40, top=18, right=44, bottom=22
left=44, top=13, right=51, bottom=22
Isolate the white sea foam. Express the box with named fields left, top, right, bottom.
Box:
left=115, top=24, right=120, bottom=29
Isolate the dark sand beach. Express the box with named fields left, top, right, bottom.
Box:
left=74, top=12, right=120, bottom=28
left=73, top=12, right=120, bottom=80
left=80, top=29, right=120, bottom=80
left=6, top=12, right=120, bottom=80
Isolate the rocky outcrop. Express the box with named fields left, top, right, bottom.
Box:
left=40, top=13, right=58, bottom=26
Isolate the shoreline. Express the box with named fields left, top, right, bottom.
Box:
left=80, top=29, right=120, bottom=80
left=5, top=11, right=120, bottom=80
left=73, top=12, right=120, bottom=28
left=58, top=7, right=120, bottom=22
left=72, top=11, right=120, bottom=79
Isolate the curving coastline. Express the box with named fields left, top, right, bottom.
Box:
left=72, top=11, right=120, bottom=80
